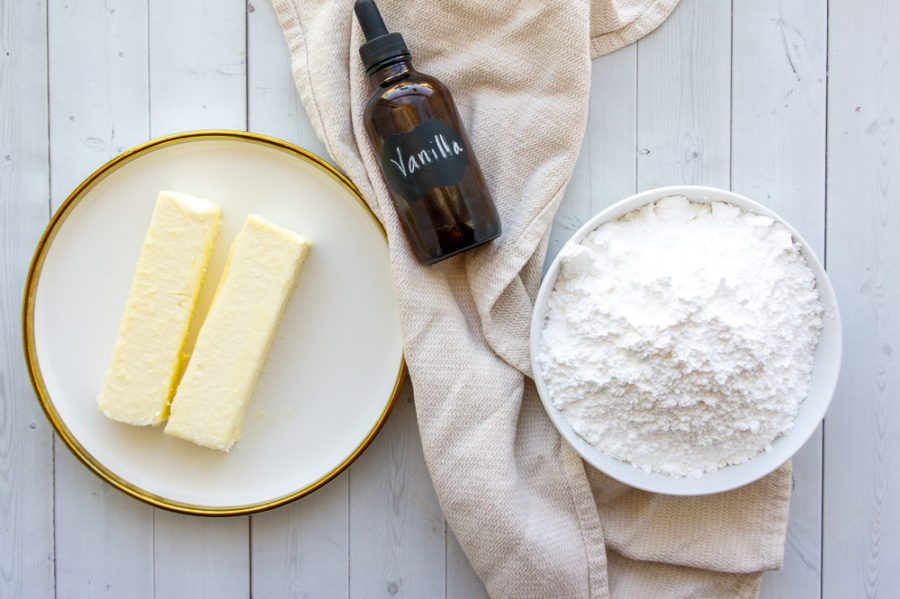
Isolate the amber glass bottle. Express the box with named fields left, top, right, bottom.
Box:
left=354, top=0, right=501, bottom=265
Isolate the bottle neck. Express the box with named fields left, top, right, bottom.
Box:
left=368, top=56, right=413, bottom=87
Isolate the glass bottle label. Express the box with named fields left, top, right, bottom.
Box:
left=380, top=119, right=468, bottom=201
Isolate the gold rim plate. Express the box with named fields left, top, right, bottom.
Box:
left=23, top=131, right=404, bottom=516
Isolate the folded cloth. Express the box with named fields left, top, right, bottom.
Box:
left=271, top=1, right=792, bottom=597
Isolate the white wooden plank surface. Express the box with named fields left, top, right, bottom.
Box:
left=148, top=0, right=246, bottom=135
left=48, top=0, right=150, bottom=211
left=147, top=1, right=250, bottom=597
left=0, top=1, right=54, bottom=596
left=824, top=1, right=900, bottom=597
left=349, top=382, right=447, bottom=598
left=47, top=1, right=155, bottom=594
left=636, top=0, right=731, bottom=191
left=153, top=514, right=250, bottom=598
left=252, top=472, right=351, bottom=598
left=730, top=1, right=827, bottom=597
left=3, top=0, right=900, bottom=597
left=246, top=0, right=328, bottom=160
left=53, top=447, right=154, bottom=597
left=583, top=44, right=639, bottom=214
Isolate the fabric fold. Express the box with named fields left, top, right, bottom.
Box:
left=590, top=0, right=681, bottom=58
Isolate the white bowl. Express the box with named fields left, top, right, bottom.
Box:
left=531, top=185, right=842, bottom=495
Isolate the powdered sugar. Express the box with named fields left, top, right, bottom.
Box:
left=536, top=196, right=824, bottom=477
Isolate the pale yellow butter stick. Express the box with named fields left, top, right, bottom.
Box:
left=164, top=214, right=312, bottom=451
left=97, top=191, right=222, bottom=426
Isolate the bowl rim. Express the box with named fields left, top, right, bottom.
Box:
left=530, top=185, right=843, bottom=495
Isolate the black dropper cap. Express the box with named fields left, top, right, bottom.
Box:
left=354, top=0, right=409, bottom=73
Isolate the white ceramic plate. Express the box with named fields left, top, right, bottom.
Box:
left=24, top=131, right=404, bottom=514
left=531, top=185, right=842, bottom=495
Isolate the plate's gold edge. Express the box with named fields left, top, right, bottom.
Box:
left=22, top=130, right=405, bottom=517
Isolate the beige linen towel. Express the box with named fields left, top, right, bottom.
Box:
left=272, top=1, right=792, bottom=597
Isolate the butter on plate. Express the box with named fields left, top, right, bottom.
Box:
left=164, top=214, right=312, bottom=451
left=97, top=191, right=222, bottom=426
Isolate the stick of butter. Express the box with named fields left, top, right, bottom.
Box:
left=164, top=214, right=312, bottom=451
left=97, top=191, right=222, bottom=426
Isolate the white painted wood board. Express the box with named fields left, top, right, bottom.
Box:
left=1, top=0, right=899, bottom=597
left=348, top=382, right=447, bottom=598
left=635, top=0, right=731, bottom=190
left=246, top=0, right=328, bottom=160
left=0, top=1, right=55, bottom=597
left=148, top=0, right=247, bottom=135
left=824, top=1, right=900, bottom=597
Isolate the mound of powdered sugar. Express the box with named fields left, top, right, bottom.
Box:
left=536, top=195, right=824, bottom=477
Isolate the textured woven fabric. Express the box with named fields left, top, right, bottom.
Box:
left=271, top=1, right=792, bottom=597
